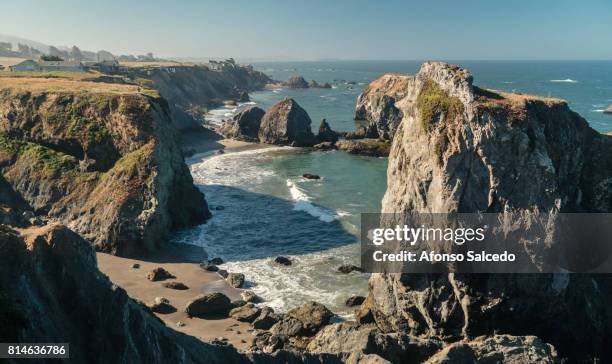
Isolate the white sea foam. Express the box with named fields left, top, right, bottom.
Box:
left=287, top=179, right=336, bottom=223
left=550, top=78, right=578, bottom=83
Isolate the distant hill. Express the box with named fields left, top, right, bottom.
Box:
left=0, top=34, right=49, bottom=53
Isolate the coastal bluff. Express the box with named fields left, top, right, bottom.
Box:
left=358, top=62, right=612, bottom=362
left=0, top=78, right=210, bottom=256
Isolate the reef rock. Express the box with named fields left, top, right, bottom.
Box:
left=259, top=98, right=315, bottom=146
left=218, top=106, right=265, bottom=142
left=366, top=61, right=612, bottom=362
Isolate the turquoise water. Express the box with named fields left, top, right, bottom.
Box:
left=178, top=61, right=612, bottom=314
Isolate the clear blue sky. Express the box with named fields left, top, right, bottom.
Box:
left=1, top=0, right=611, bottom=60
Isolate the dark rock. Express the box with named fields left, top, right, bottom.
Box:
left=216, top=149, right=225, bottom=154
left=274, top=256, right=292, bottom=266
left=336, top=139, right=390, bottom=157
left=271, top=316, right=304, bottom=337
left=213, top=205, right=225, bottom=211
left=231, top=300, right=247, bottom=308
left=200, top=262, right=219, bottom=272
left=131, top=263, right=140, bottom=269
left=284, top=76, right=309, bottom=89
left=0, top=225, right=252, bottom=363
left=227, top=272, right=245, bottom=288
left=302, top=173, right=320, bottom=180
left=258, top=98, right=316, bottom=147
left=313, top=142, right=336, bottom=150
left=218, top=106, right=265, bottom=142
left=146, top=267, right=175, bottom=281
left=307, top=322, right=441, bottom=364
left=425, top=335, right=557, bottom=363
left=229, top=303, right=261, bottom=322
left=308, top=80, right=320, bottom=88
left=345, top=296, right=365, bottom=307
left=287, top=301, right=333, bottom=335
left=209, top=257, right=224, bottom=265
left=162, top=281, right=189, bottom=290
left=337, top=264, right=363, bottom=274
left=354, top=295, right=376, bottom=324
left=217, top=269, right=229, bottom=278
left=239, top=91, right=250, bottom=102
left=252, top=307, right=279, bottom=330
left=185, top=293, right=232, bottom=317
left=150, top=297, right=176, bottom=314
left=316, top=119, right=338, bottom=143
left=240, top=291, right=257, bottom=303
left=321, top=82, right=332, bottom=89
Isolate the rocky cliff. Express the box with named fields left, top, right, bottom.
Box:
left=354, top=75, right=407, bottom=140
left=0, top=80, right=210, bottom=256
left=258, top=98, right=316, bottom=146
left=364, top=62, right=612, bottom=362
left=0, top=224, right=251, bottom=363
left=124, top=64, right=272, bottom=131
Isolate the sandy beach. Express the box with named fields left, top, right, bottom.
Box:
left=97, top=243, right=257, bottom=351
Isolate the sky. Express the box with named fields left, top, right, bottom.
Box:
left=1, top=0, right=611, bottom=61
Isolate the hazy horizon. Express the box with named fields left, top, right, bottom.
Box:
left=2, top=0, right=611, bottom=61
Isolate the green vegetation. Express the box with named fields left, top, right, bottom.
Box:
left=416, top=79, right=464, bottom=132
left=140, top=87, right=160, bottom=98
left=0, top=134, right=77, bottom=176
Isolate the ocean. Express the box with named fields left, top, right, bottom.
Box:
left=174, top=61, right=612, bottom=315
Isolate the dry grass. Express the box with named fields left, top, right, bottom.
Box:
left=0, top=76, right=142, bottom=95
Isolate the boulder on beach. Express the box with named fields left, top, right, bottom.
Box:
left=284, top=75, right=309, bottom=89
left=287, top=301, right=333, bottom=335
left=241, top=290, right=260, bottom=303
left=162, top=281, right=189, bottom=290
left=218, top=106, right=265, bottom=142
left=229, top=303, right=261, bottom=322
left=271, top=316, right=304, bottom=337
left=209, top=257, right=224, bottom=265
left=252, top=307, right=279, bottom=330
left=316, top=119, right=338, bottom=143
left=227, top=272, right=245, bottom=288
left=274, top=256, right=292, bottom=266
left=199, top=262, right=219, bottom=272
left=217, top=269, right=229, bottom=278
left=150, top=297, right=176, bottom=314
left=258, top=98, right=316, bottom=147
left=185, top=292, right=232, bottom=317
left=146, top=267, right=174, bottom=281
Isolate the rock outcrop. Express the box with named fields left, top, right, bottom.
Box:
left=316, top=119, right=338, bottom=143
left=0, top=224, right=250, bottom=363
left=354, top=77, right=406, bottom=140
left=124, top=64, right=271, bottom=131
left=258, top=98, right=315, bottom=146
left=285, top=76, right=309, bottom=89
left=0, top=82, right=210, bottom=256
left=364, top=62, right=612, bottom=362
left=336, top=139, right=390, bottom=157
left=219, top=106, right=265, bottom=142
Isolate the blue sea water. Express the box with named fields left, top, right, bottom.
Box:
left=176, top=61, right=612, bottom=314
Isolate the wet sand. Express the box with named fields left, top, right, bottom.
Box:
left=97, top=244, right=256, bottom=351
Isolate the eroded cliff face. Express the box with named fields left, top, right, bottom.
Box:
left=0, top=86, right=210, bottom=256
left=127, top=65, right=272, bottom=131
left=0, top=224, right=251, bottom=363
left=365, top=62, right=612, bottom=361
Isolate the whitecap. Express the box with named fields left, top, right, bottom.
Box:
left=550, top=79, right=578, bottom=83
left=286, top=179, right=337, bottom=223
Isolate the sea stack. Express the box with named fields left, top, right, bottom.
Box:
left=258, top=98, right=316, bottom=146
left=219, top=106, right=265, bottom=142
left=364, top=62, right=612, bottom=362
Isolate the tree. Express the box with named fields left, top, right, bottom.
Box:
left=40, top=55, right=64, bottom=61
left=96, top=50, right=115, bottom=62
left=48, top=46, right=68, bottom=60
